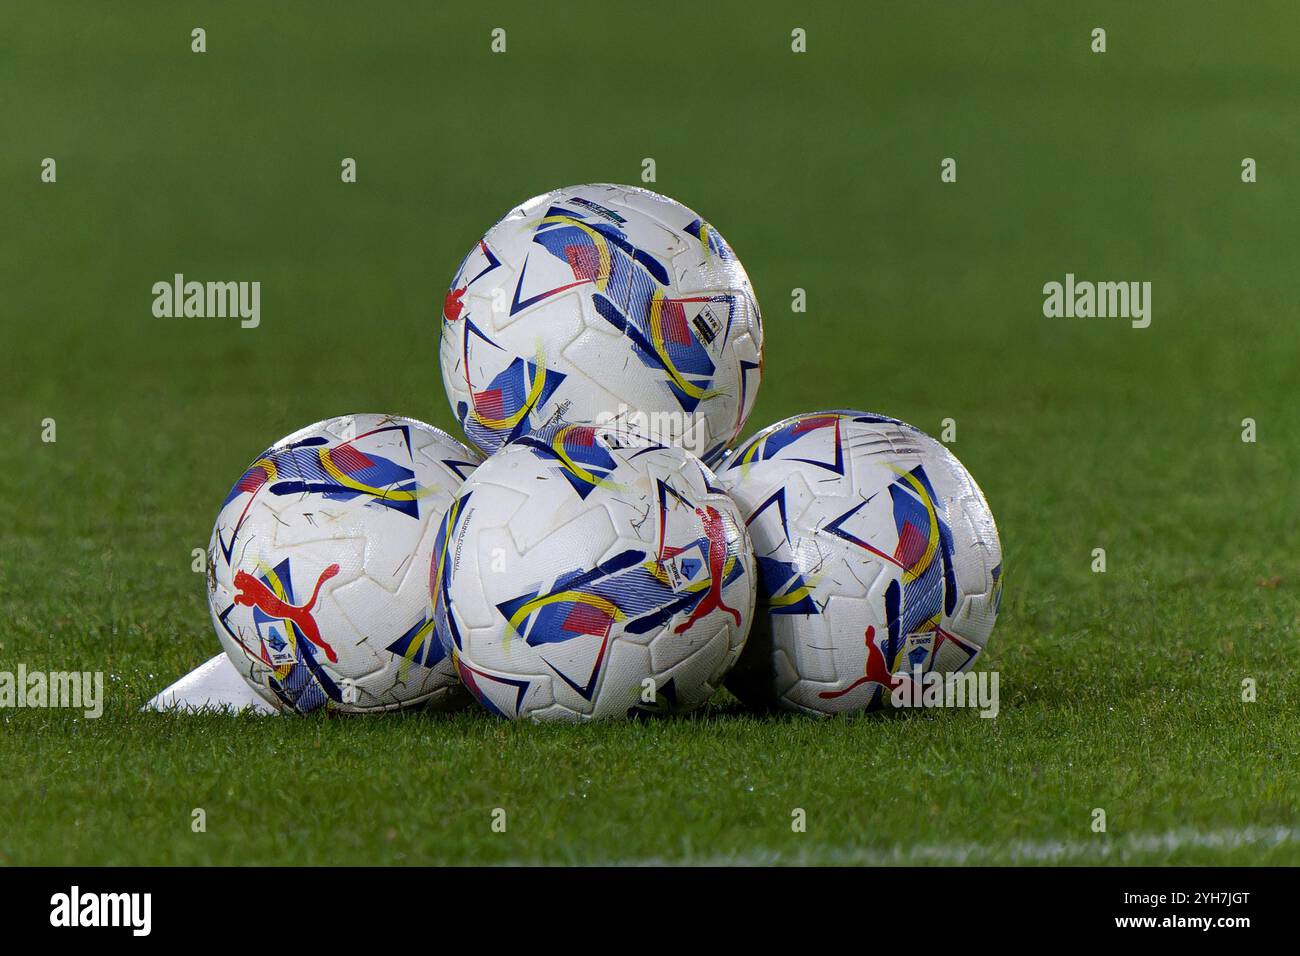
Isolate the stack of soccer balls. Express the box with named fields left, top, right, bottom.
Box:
left=206, top=184, right=1003, bottom=720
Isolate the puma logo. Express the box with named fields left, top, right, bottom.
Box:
left=819, top=625, right=907, bottom=700
left=444, top=286, right=466, bottom=323
left=234, top=564, right=340, bottom=664
left=675, top=506, right=741, bottom=634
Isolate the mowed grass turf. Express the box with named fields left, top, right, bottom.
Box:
left=2, top=1, right=1298, bottom=865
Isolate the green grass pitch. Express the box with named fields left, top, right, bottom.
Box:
left=2, top=2, right=1298, bottom=865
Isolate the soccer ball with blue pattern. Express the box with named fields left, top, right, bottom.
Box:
left=206, top=414, right=480, bottom=714
left=718, top=411, right=1003, bottom=715
left=438, top=184, right=763, bottom=466
left=431, top=423, right=756, bottom=721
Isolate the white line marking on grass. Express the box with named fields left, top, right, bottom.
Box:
left=558, top=826, right=1300, bottom=866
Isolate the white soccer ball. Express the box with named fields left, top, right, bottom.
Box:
left=431, top=423, right=756, bottom=721
left=206, top=413, right=481, bottom=713
left=438, top=183, right=763, bottom=466
left=718, top=411, right=1003, bottom=715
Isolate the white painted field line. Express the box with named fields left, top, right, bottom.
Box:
left=529, top=825, right=1300, bottom=867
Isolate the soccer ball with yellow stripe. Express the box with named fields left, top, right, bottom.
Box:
left=719, top=411, right=1003, bottom=715
left=206, top=413, right=479, bottom=713
left=438, top=184, right=763, bottom=466
left=431, top=423, right=755, bottom=721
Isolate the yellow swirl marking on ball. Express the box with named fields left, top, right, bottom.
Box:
left=765, top=581, right=815, bottom=608
left=469, top=347, right=548, bottom=431
left=890, top=465, right=940, bottom=583
left=648, top=289, right=719, bottom=402
left=540, top=214, right=613, bottom=291
left=550, top=424, right=628, bottom=493
left=396, top=617, right=436, bottom=681
left=318, top=448, right=417, bottom=501
left=505, top=591, right=624, bottom=655
left=696, top=221, right=720, bottom=266
left=431, top=501, right=460, bottom=619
